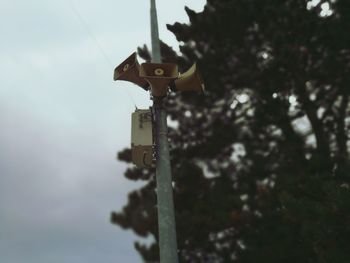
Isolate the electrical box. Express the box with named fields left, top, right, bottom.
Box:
left=131, top=109, right=153, bottom=167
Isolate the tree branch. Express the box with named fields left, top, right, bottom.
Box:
left=336, top=91, right=349, bottom=161
left=295, top=79, right=331, bottom=164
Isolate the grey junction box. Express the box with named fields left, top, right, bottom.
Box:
left=131, top=109, right=153, bottom=167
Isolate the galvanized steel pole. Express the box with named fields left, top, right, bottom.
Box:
left=150, top=0, right=179, bottom=262
left=150, top=0, right=161, bottom=64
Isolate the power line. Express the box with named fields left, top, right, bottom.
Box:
left=68, top=0, right=112, bottom=66
left=67, top=0, right=138, bottom=109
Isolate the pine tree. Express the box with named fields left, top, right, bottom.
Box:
left=111, top=1, right=350, bottom=262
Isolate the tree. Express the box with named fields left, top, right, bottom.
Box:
left=111, top=0, right=350, bottom=262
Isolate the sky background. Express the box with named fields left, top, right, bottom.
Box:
left=0, top=1, right=205, bottom=262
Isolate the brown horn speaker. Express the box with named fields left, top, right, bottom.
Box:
left=139, top=63, right=178, bottom=97
left=172, top=64, right=205, bottom=93
left=113, top=52, right=149, bottom=90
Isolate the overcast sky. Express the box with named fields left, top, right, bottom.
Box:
left=0, top=1, right=205, bottom=262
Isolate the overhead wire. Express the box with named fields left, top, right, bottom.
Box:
left=67, top=0, right=138, bottom=109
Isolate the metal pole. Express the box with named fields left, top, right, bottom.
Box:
left=150, top=0, right=179, bottom=262
left=150, top=0, right=161, bottom=64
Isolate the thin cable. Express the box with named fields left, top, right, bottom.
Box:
left=67, top=0, right=138, bottom=109
left=68, top=0, right=112, bottom=66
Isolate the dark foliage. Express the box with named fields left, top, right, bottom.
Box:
left=111, top=0, right=350, bottom=262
